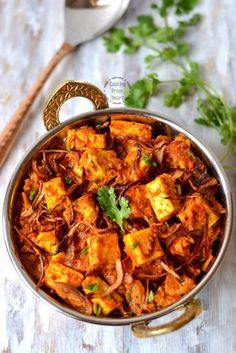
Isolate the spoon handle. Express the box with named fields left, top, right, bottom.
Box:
left=0, top=42, right=74, bottom=169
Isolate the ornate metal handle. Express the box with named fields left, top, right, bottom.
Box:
left=131, top=299, right=202, bottom=338
left=43, top=81, right=109, bottom=130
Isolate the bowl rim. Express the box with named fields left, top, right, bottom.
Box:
left=3, top=107, right=233, bottom=326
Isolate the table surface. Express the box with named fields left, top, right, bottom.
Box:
left=0, top=0, right=236, bottom=352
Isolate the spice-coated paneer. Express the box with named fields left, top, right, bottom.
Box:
left=125, top=279, right=145, bottom=315
left=73, top=193, right=98, bottom=224
left=51, top=252, right=65, bottom=263
left=43, top=177, right=66, bottom=210
left=122, top=143, right=150, bottom=182
left=125, top=185, right=155, bottom=221
left=164, top=134, right=196, bottom=171
left=177, top=193, right=220, bottom=229
left=82, top=275, right=108, bottom=295
left=79, top=148, right=122, bottom=186
left=35, top=230, right=59, bottom=253
left=169, top=235, right=194, bottom=257
left=44, top=262, right=83, bottom=290
left=110, top=120, right=152, bottom=141
left=65, top=152, right=83, bottom=180
left=124, top=226, right=164, bottom=266
left=91, top=293, right=122, bottom=316
left=66, top=127, right=107, bottom=150
left=87, top=231, right=120, bottom=269
left=82, top=276, right=122, bottom=315
left=146, top=174, right=181, bottom=222
left=154, top=274, right=195, bottom=308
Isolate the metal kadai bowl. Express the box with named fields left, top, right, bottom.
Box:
left=3, top=81, right=233, bottom=338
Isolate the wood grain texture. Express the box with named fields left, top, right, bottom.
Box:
left=0, top=41, right=73, bottom=168
left=0, top=0, right=235, bottom=352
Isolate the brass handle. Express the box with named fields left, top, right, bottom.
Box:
left=131, top=299, right=202, bottom=338
left=43, top=81, right=109, bottom=130
left=0, top=42, right=74, bottom=169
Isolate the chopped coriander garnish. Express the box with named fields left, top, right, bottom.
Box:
left=81, top=246, right=88, bottom=256
left=29, top=190, right=38, bottom=202
left=96, top=305, right=102, bottom=317
left=131, top=242, right=139, bottom=249
left=148, top=290, right=155, bottom=302
left=93, top=303, right=98, bottom=314
left=93, top=303, right=102, bottom=316
left=65, top=177, right=73, bottom=186
left=143, top=153, right=157, bottom=167
left=97, top=186, right=131, bottom=231
left=107, top=294, right=113, bottom=300
left=86, top=283, right=99, bottom=292
left=177, top=184, right=182, bottom=195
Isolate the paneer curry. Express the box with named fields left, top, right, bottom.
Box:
left=14, top=118, right=225, bottom=318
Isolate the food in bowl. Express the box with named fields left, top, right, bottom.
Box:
left=13, top=119, right=225, bottom=318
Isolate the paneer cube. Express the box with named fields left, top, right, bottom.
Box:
left=125, top=279, right=145, bottom=315
left=146, top=174, right=181, bottom=222
left=154, top=274, right=195, bottom=309
left=123, top=226, right=164, bottom=266
left=125, top=185, right=155, bottom=221
left=82, top=276, right=108, bottom=295
left=177, top=193, right=219, bottom=229
left=65, top=152, right=83, bottom=180
left=44, top=262, right=83, bottom=290
left=110, top=120, right=152, bottom=141
left=79, top=148, right=122, bottom=185
left=73, top=193, right=98, bottom=224
left=87, top=231, right=120, bottom=269
left=122, top=143, right=150, bottom=182
left=81, top=276, right=122, bottom=316
left=91, top=293, right=122, bottom=316
left=43, top=177, right=66, bottom=210
left=35, top=230, right=59, bottom=253
left=164, top=134, right=196, bottom=171
left=169, top=235, right=194, bottom=257
left=51, top=252, right=65, bottom=263
left=66, top=126, right=107, bottom=150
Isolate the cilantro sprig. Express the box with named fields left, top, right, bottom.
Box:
left=143, top=153, right=157, bottom=167
left=103, top=1, right=236, bottom=159
left=29, top=190, right=38, bottom=202
left=148, top=290, right=155, bottom=302
left=97, top=186, right=131, bottom=232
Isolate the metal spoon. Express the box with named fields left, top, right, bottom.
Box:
left=0, top=0, right=130, bottom=168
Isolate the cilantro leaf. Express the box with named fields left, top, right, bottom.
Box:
left=143, top=153, right=157, bottom=167
left=131, top=242, right=140, bottom=249
left=148, top=290, right=155, bottom=302
left=97, top=186, right=131, bottom=231
left=65, top=177, right=73, bottom=186
left=125, top=74, right=160, bottom=109
left=103, top=28, right=128, bottom=53
left=175, top=0, right=199, bottom=15
left=29, top=190, right=38, bottom=202
left=128, top=15, right=158, bottom=38
left=164, top=86, right=189, bottom=107
left=86, top=283, right=99, bottom=292
left=81, top=246, right=88, bottom=256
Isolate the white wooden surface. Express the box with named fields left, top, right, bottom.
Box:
left=0, top=0, right=236, bottom=352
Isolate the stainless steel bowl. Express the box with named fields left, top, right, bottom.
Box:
left=3, top=81, right=233, bottom=338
